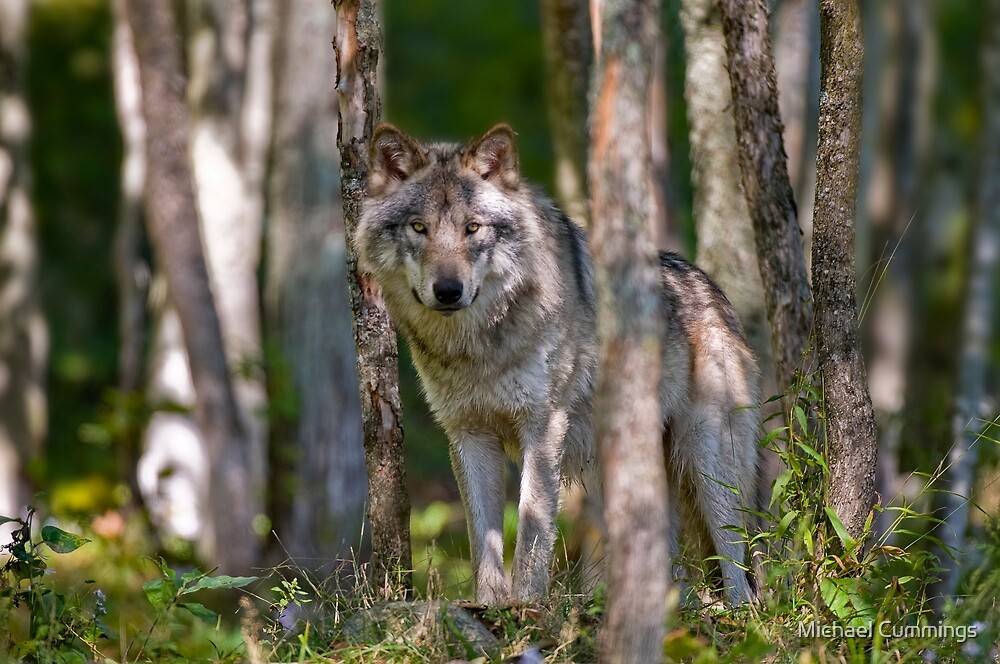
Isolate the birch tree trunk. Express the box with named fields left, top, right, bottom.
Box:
left=717, top=0, right=813, bottom=397
left=0, top=0, right=47, bottom=535
left=126, top=0, right=260, bottom=574
left=265, top=0, right=366, bottom=564
left=933, top=0, right=1000, bottom=605
left=541, top=0, right=591, bottom=227
left=812, top=0, right=878, bottom=540
left=589, top=0, right=669, bottom=659
left=186, top=0, right=272, bottom=539
left=334, top=0, right=412, bottom=596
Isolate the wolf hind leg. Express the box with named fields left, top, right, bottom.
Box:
left=450, top=433, right=509, bottom=604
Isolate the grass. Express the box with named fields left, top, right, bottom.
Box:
left=3, top=387, right=1000, bottom=662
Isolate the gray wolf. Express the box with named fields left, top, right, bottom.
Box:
left=354, top=123, right=761, bottom=606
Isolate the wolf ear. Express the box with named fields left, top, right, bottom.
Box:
left=369, top=123, right=425, bottom=195
left=463, top=124, right=519, bottom=189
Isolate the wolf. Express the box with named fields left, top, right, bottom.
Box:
left=354, top=123, right=761, bottom=606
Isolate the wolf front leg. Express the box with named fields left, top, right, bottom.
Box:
left=512, top=410, right=568, bottom=602
left=449, top=432, right=509, bottom=604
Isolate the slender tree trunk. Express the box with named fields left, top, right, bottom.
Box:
left=110, top=0, right=149, bottom=396
left=541, top=0, right=591, bottom=227
left=265, top=0, right=366, bottom=564
left=589, top=0, right=668, bottom=660
left=109, top=0, right=151, bottom=516
left=126, top=0, right=260, bottom=574
left=717, top=0, right=813, bottom=397
left=866, top=0, right=933, bottom=541
left=186, top=0, right=272, bottom=541
left=812, top=0, right=877, bottom=540
left=772, top=0, right=820, bottom=270
left=0, top=0, right=47, bottom=535
left=333, top=0, right=412, bottom=596
left=682, top=0, right=773, bottom=390
left=683, top=0, right=779, bottom=516
left=933, top=0, right=1000, bottom=605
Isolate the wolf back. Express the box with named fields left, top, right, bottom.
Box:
left=354, top=123, right=761, bottom=606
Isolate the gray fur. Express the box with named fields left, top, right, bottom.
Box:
left=355, top=124, right=761, bottom=606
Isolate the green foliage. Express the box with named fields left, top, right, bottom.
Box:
left=1, top=508, right=106, bottom=662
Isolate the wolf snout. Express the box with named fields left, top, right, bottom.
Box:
left=432, top=278, right=464, bottom=306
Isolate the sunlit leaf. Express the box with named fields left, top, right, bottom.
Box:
left=41, top=525, right=90, bottom=554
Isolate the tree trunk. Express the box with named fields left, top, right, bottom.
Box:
left=265, top=0, right=366, bottom=565
left=812, top=0, right=877, bottom=540
left=110, top=0, right=149, bottom=396
left=717, top=0, right=813, bottom=397
left=682, top=0, right=773, bottom=392
left=589, top=0, right=669, bottom=660
left=109, top=0, right=150, bottom=515
left=333, top=0, right=412, bottom=596
left=126, top=0, right=260, bottom=574
left=933, top=0, right=1000, bottom=605
left=0, top=0, right=47, bottom=536
left=865, top=0, right=933, bottom=542
left=683, top=0, right=779, bottom=517
left=185, top=0, right=271, bottom=544
left=541, top=0, right=591, bottom=227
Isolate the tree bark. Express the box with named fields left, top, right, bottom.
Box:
left=333, top=0, right=412, bottom=596
left=812, top=0, right=877, bottom=540
left=717, top=0, right=813, bottom=396
left=933, top=0, right=1000, bottom=605
left=589, top=0, right=669, bottom=660
left=541, top=0, right=591, bottom=227
left=0, top=0, right=47, bottom=535
left=265, top=0, right=366, bottom=564
left=126, top=0, right=260, bottom=573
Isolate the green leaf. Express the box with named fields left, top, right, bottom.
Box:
left=180, top=602, right=218, bottom=624
left=820, top=577, right=852, bottom=621
left=795, top=440, right=829, bottom=470
left=825, top=506, right=858, bottom=554
left=183, top=574, right=258, bottom=594
left=770, top=469, right=793, bottom=508
left=0, top=515, right=23, bottom=526
left=40, top=525, right=90, bottom=554
left=777, top=509, right=798, bottom=540
left=142, top=578, right=175, bottom=610
left=793, top=405, right=809, bottom=434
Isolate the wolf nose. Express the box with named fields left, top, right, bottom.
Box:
left=433, top=278, right=464, bottom=305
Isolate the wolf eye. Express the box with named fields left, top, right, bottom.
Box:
left=410, top=221, right=427, bottom=234
left=465, top=222, right=481, bottom=234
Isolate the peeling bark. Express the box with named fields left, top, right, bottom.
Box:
left=717, top=0, right=813, bottom=396
left=589, top=0, right=669, bottom=660
left=334, top=0, right=412, bottom=596
left=812, top=0, right=878, bottom=540
left=126, top=0, right=260, bottom=573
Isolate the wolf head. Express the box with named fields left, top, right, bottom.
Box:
left=354, top=124, right=532, bottom=319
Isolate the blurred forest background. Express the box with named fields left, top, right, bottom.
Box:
left=1, top=0, right=998, bottom=604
